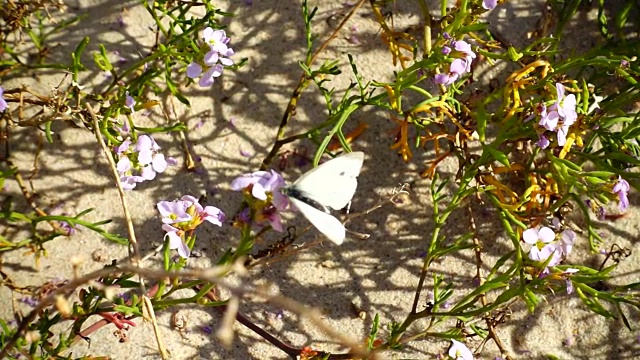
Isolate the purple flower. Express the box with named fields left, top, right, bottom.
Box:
left=125, top=91, right=135, bottom=113
left=553, top=83, right=577, bottom=126
left=116, top=15, right=125, bottom=28
left=562, top=268, right=579, bottom=294
left=231, top=170, right=289, bottom=231
left=435, top=72, right=459, bottom=86
left=556, top=124, right=571, bottom=146
left=219, top=48, right=234, bottom=66
left=60, top=221, right=77, bottom=236
left=231, top=170, right=288, bottom=208
left=434, top=58, right=468, bottom=85
left=114, top=135, right=171, bottom=190
left=238, top=207, right=251, bottom=224
left=482, top=0, right=498, bottom=10
left=203, top=28, right=230, bottom=54
left=535, top=134, right=550, bottom=149
left=204, top=49, right=220, bottom=65
left=435, top=40, right=474, bottom=87
left=523, top=226, right=554, bottom=245
left=117, top=120, right=131, bottom=138
left=537, top=243, right=563, bottom=266
left=157, top=199, right=193, bottom=225
left=559, top=229, right=576, bottom=255
left=450, top=58, right=468, bottom=74
left=180, top=195, right=225, bottom=226
left=453, top=40, right=476, bottom=61
left=186, top=62, right=203, bottom=78
left=136, top=135, right=168, bottom=180
left=538, top=105, right=559, bottom=131
left=203, top=28, right=234, bottom=66
left=158, top=195, right=225, bottom=228
left=116, top=156, right=145, bottom=190
left=613, top=176, right=630, bottom=211
left=524, top=226, right=576, bottom=267
left=448, top=339, right=473, bottom=360
left=199, top=64, right=224, bottom=87
left=162, top=224, right=190, bottom=258
left=20, top=296, right=38, bottom=307
left=260, top=205, right=284, bottom=231
left=534, top=83, right=578, bottom=147
left=523, top=226, right=562, bottom=265
left=120, top=174, right=145, bottom=190
left=0, top=86, right=7, bottom=112
left=186, top=27, right=234, bottom=87
left=158, top=196, right=225, bottom=259
left=116, top=156, right=131, bottom=173
left=115, top=139, right=132, bottom=155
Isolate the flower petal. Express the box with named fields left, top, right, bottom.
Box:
left=203, top=50, right=219, bottom=66
left=152, top=153, right=168, bottom=173
left=186, top=62, right=203, bottom=79
left=538, top=226, right=556, bottom=243
left=522, top=228, right=539, bottom=244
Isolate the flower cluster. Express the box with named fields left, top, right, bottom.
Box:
left=231, top=170, right=289, bottom=231
left=434, top=36, right=476, bottom=86
left=535, top=83, right=578, bottom=148
left=187, top=27, right=235, bottom=87
left=157, top=195, right=225, bottom=259
left=115, top=135, right=172, bottom=190
left=523, top=225, right=575, bottom=267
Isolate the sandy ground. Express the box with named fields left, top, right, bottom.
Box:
left=1, top=0, right=639, bottom=359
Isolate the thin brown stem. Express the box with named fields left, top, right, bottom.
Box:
left=469, top=203, right=512, bottom=360
left=87, top=103, right=168, bottom=357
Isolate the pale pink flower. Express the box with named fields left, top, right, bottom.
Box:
left=448, top=339, right=473, bottom=360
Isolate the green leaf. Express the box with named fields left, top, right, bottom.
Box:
left=367, top=314, right=380, bottom=350
left=93, top=44, right=113, bottom=71
left=485, top=145, right=510, bottom=167
left=72, top=36, right=90, bottom=75
left=575, top=286, right=615, bottom=319
left=134, top=123, right=187, bottom=133
left=476, top=102, right=487, bottom=143
left=614, top=1, right=633, bottom=32
left=166, top=76, right=190, bottom=106
left=507, top=46, right=523, bottom=61
left=522, top=287, right=541, bottom=312
left=550, top=155, right=583, bottom=172
left=45, top=120, right=54, bottom=143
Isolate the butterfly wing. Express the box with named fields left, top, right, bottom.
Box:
left=289, top=197, right=346, bottom=245
left=292, top=151, right=364, bottom=210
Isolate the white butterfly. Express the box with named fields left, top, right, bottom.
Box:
left=284, top=151, right=365, bottom=245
